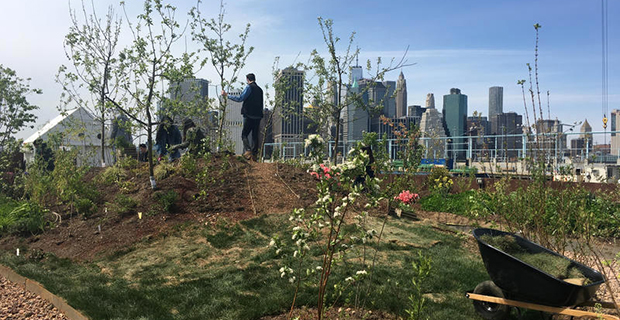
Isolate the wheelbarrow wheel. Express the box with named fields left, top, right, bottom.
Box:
left=473, top=281, right=510, bottom=320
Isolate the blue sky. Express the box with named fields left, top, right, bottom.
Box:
left=1, top=0, right=618, bottom=139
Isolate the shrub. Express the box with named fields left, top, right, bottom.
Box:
left=154, top=190, right=178, bottom=213
left=110, top=194, right=138, bottom=216
left=75, top=198, right=96, bottom=218
left=99, top=166, right=127, bottom=185
left=4, top=201, right=49, bottom=235
left=117, top=156, right=139, bottom=170
left=154, top=162, right=176, bottom=181
left=426, top=167, right=453, bottom=195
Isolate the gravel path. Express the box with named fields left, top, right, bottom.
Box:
left=0, top=274, right=68, bottom=320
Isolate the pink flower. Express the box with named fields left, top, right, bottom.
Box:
left=325, top=173, right=332, bottom=179
left=310, top=172, right=320, bottom=179
left=320, top=164, right=331, bottom=174
left=395, top=190, right=419, bottom=205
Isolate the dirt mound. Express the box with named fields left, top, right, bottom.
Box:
left=0, top=156, right=317, bottom=262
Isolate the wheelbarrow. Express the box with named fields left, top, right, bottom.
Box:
left=467, top=228, right=619, bottom=320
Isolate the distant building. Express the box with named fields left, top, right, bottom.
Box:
left=535, top=119, right=562, bottom=155
left=382, top=80, right=397, bottom=118
left=223, top=90, right=245, bottom=155
left=351, top=64, right=363, bottom=85
left=408, top=105, right=423, bottom=124
left=491, top=112, right=523, bottom=159
left=443, top=88, right=468, bottom=160
left=419, top=95, right=447, bottom=159
left=425, top=93, right=435, bottom=109
left=488, top=86, right=503, bottom=121
left=570, top=119, right=593, bottom=157
left=342, top=80, right=369, bottom=142
left=168, top=78, right=209, bottom=126
left=467, top=115, right=491, bottom=157
left=395, top=71, right=407, bottom=118
left=169, top=78, right=209, bottom=101
left=611, top=110, right=620, bottom=156
left=357, top=79, right=395, bottom=133
left=273, top=67, right=305, bottom=150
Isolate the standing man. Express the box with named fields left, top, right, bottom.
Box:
left=222, top=73, right=264, bottom=161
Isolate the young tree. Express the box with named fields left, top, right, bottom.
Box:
left=57, top=1, right=123, bottom=167
left=0, top=65, right=41, bottom=178
left=0, top=65, right=40, bottom=149
left=305, top=17, right=412, bottom=163
left=190, top=0, right=253, bottom=151
left=106, top=0, right=194, bottom=188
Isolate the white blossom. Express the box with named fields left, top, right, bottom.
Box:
left=356, top=270, right=367, bottom=275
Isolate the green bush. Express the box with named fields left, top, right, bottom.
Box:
left=426, top=167, right=453, bottom=195
left=75, top=198, right=96, bottom=218
left=419, top=191, right=474, bottom=216
left=99, top=166, right=127, bottom=185
left=0, top=201, right=49, bottom=235
left=154, top=190, right=178, bottom=213
left=154, top=162, right=176, bottom=181
left=109, top=194, right=138, bottom=216
left=116, top=156, right=139, bottom=170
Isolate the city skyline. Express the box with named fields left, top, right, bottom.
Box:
left=2, top=0, right=618, bottom=140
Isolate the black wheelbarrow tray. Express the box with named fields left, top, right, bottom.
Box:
left=466, top=228, right=619, bottom=320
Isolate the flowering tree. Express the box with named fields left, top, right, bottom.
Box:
left=272, top=134, right=383, bottom=319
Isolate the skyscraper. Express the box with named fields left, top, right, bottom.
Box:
left=610, top=110, right=620, bottom=155
left=166, top=78, right=209, bottom=124
left=491, top=112, right=523, bottom=159
left=396, top=71, right=407, bottom=118
left=273, top=67, right=305, bottom=148
left=419, top=95, right=447, bottom=159
left=488, top=86, right=503, bottom=121
left=169, top=78, right=209, bottom=101
left=443, top=88, right=468, bottom=160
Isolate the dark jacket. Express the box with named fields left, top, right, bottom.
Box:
left=241, top=82, right=264, bottom=119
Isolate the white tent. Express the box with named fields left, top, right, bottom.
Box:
left=23, top=107, right=114, bottom=167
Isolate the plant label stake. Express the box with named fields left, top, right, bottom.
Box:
left=98, top=225, right=101, bottom=233
left=138, top=212, right=142, bottom=219
left=16, top=249, right=19, bottom=256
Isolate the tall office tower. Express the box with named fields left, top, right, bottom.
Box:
left=611, top=110, right=620, bottom=156
left=488, top=86, right=503, bottom=121
left=223, top=90, right=245, bottom=155
left=273, top=67, right=305, bottom=149
left=395, top=71, right=407, bottom=118
left=580, top=119, right=592, bottom=140
left=491, top=112, right=523, bottom=158
left=169, top=78, right=209, bottom=101
left=408, top=105, right=423, bottom=125
left=443, top=88, right=468, bottom=160
left=382, top=80, right=397, bottom=118
left=351, top=55, right=363, bottom=84
left=425, top=93, right=435, bottom=109
left=166, top=78, right=209, bottom=123
left=343, top=80, right=369, bottom=142
left=571, top=119, right=593, bottom=157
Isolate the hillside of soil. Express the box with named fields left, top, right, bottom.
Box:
left=0, top=155, right=318, bottom=261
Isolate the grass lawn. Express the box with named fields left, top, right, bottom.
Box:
left=1, top=213, right=514, bottom=320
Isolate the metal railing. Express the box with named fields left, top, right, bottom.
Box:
left=262, top=131, right=620, bottom=168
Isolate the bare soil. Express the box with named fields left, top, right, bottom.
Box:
left=0, top=155, right=317, bottom=262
